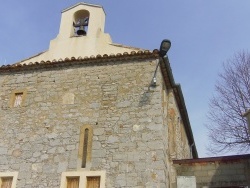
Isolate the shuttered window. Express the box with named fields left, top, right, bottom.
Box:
left=67, top=177, right=79, bottom=188
left=1, top=177, right=13, bottom=188
left=60, top=171, right=105, bottom=188
left=87, top=176, right=100, bottom=188
left=14, top=93, right=23, bottom=107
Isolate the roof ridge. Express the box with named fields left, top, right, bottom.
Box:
left=62, top=2, right=104, bottom=13
left=109, top=43, right=146, bottom=51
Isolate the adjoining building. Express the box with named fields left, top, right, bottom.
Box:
left=174, top=154, right=250, bottom=188
left=0, top=2, right=248, bottom=188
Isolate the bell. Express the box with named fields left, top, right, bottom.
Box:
left=77, top=26, right=86, bottom=35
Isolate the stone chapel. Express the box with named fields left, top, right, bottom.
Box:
left=0, top=2, right=202, bottom=188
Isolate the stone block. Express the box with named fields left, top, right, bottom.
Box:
left=117, top=100, right=131, bottom=108
left=57, top=161, right=68, bottom=173
left=118, top=142, right=137, bottom=152
left=127, top=151, right=140, bottom=162
left=92, top=149, right=106, bottom=158
left=115, top=174, right=126, bottom=187
left=113, top=153, right=127, bottom=161
left=92, top=141, right=101, bottom=149
left=93, top=128, right=104, bottom=135
left=0, top=156, right=9, bottom=165
left=147, top=140, right=164, bottom=150
left=66, top=145, right=75, bottom=151
left=107, top=135, right=119, bottom=143
left=146, top=123, right=163, bottom=131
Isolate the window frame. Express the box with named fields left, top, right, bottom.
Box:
left=9, top=89, right=27, bottom=108
left=60, top=171, right=105, bottom=188
left=0, top=172, right=18, bottom=188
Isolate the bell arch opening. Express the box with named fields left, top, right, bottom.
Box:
left=72, top=10, right=90, bottom=36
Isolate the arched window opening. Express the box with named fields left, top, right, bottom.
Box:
left=82, top=128, right=89, bottom=168
left=78, top=125, right=93, bottom=169
left=73, top=10, right=90, bottom=36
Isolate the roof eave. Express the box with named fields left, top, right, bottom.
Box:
left=0, top=50, right=158, bottom=72
left=173, top=154, right=250, bottom=164
left=159, top=56, right=198, bottom=159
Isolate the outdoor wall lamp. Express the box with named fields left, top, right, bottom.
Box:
left=152, top=39, right=171, bottom=86
left=159, top=39, right=171, bottom=57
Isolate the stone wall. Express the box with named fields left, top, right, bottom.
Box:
left=174, top=155, right=250, bottom=188
left=164, top=88, right=191, bottom=188
left=0, top=59, right=182, bottom=188
left=166, top=89, right=190, bottom=160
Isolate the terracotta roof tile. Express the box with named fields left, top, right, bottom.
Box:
left=0, top=50, right=159, bottom=72
left=173, top=154, right=250, bottom=164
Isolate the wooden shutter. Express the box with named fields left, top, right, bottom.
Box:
left=67, top=177, right=79, bottom=188
left=1, top=177, right=13, bottom=188
left=87, top=176, right=100, bottom=188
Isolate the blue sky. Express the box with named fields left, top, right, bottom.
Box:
left=1, top=0, right=250, bottom=157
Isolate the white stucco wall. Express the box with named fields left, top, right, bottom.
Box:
left=18, top=3, right=143, bottom=65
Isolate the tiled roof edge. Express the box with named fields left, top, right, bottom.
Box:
left=0, top=50, right=159, bottom=72
left=173, top=154, right=250, bottom=164
left=159, top=56, right=198, bottom=159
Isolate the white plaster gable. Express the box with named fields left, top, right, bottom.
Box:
left=18, top=3, right=143, bottom=65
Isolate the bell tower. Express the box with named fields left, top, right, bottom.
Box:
left=46, top=2, right=111, bottom=59
left=58, top=3, right=105, bottom=39
left=18, top=2, right=142, bottom=64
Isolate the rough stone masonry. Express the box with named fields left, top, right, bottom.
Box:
left=0, top=58, right=190, bottom=188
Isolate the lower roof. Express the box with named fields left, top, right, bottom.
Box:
left=173, top=154, right=250, bottom=164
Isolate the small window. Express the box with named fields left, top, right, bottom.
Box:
left=0, top=177, right=13, bottom=188
left=87, top=176, right=100, bottom=188
left=0, top=172, right=18, bottom=188
left=14, top=93, right=23, bottom=107
left=10, top=89, right=27, bottom=108
left=82, top=128, right=89, bottom=168
left=78, top=125, right=93, bottom=169
left=67, top=177, right=79, bottom=188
